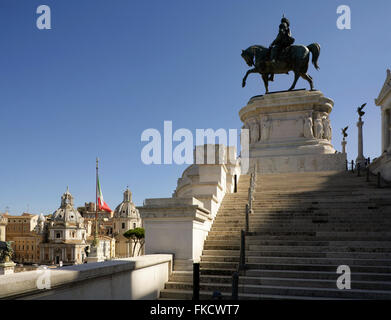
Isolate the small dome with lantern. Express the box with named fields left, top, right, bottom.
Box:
left=113, top=188, right=140, bottom=219
left=52, top=187, right=84, bottom=224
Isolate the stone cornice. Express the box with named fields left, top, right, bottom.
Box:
left=239, top=90, right=334, bottom=122
left=375, top=69, right=391, bottom=106
left=137, top=197, right=211, bottom=223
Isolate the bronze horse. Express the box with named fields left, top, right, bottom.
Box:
left=241, top=43, right=320, bottom=93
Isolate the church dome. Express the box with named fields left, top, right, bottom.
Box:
left=113, top=189, right=140, bottom=219
left=52, top=187, right=83, bottom=224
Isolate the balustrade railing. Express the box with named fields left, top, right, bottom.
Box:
left=349, top=157, right=390, bottom=189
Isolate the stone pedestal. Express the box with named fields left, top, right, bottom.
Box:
left=342, top=139, right=347, bottom=154
left=86, top=244, right=104, bottom=263
left=356, top=118, right=366, bottom=167
left=0, top=261, right=16, bottom=276
left=239, top=90, right=346, bottom=174
left=139, top=197, right=212, bottom=271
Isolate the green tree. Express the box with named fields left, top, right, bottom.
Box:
left=123, top=228, right=145, bottom=257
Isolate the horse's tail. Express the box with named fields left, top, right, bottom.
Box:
left=307, top=43, right=320, bottom=70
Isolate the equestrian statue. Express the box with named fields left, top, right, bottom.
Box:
left=241, top=16, right=320, bottom=93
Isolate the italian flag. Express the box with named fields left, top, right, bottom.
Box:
left=97, top=176, right=112, bottom=212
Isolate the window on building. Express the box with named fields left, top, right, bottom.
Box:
left=133, top=223, right=136, bottom=229
left=56, top=232, right=61, bottom=238
left=122, top=223, right=125, bottom=229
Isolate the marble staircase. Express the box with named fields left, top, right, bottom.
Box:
left=160, top=171, right=391, bottom=299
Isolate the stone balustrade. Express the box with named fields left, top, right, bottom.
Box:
left=0, top=254, right=172, bottom=300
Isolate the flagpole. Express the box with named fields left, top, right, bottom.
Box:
left=93, top=157, right=99, bottom=247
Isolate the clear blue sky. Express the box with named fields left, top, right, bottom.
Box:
left=1, top=0, right=389, bottom=215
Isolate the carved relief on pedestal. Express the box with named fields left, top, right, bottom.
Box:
left=322, top=113, right=332, bottom=141
left=297, top=117, right=304, bottom=137
left=303, top=114, right=314, bottom=138
left=260, top=116, right=271, bottom=142
left=249, top=119, right=260, bottom=144
left=313, top=113, right=324, bottom=139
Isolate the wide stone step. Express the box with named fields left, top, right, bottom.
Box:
left=217, top=211, right=390, bottom=217
left=199, top=268, right=391, bottom=283
left=209, top=230, right=391, bottom=236
left=159, top=288, right=344, bottom=300
left=220, top=205, right=384, bottom=210
left=204, top=244, right=241, bottom=250
left=200, top=261, right=391, bottom=273
left=163, top=282, right=391, bottom=299
left=166, top=275, right=391, bottom=291
left=202, top=249, right=240, bottom=256
left=221, top=201, right=381, bottom=207
left=246, top=256, right=391, bottom=267
left=204, top=239, right=391, bottom=248
left=201, top=255, right=239, bottom=262
left=245, top=250, right=391, bottom=259
left=207, top=233, right=391, bottom=240
left=201, top=249, right=391, bottom=260
left=247, top=245, right=391, bottom=253
left=211, top=225, right=391, bottom=232
left=200, top=254, right=391, bottom=266
left=245, top=239, right=391, bottom=247
left=211, top=220, right=391, bottom=226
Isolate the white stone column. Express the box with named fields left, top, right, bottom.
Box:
left=381, top=109, right=389, bottom=153
left=341, top=139, right=347, bottom=154
left=388, top=109, right=391, bottom=152
left=356, top=118, right=365, bottom=167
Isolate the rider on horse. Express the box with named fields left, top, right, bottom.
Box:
left=268, top=16, right=295, bottom=81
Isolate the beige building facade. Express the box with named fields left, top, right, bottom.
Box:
left=4, top=213, right=43, bottom=264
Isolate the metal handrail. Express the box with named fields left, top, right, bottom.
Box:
left=238, top=229, right=246, bottom=271
left=353, top=157, right=391, bottom=188
left=238, top=169, right=257, bottom=272
left=233, top=166, right=258, bottom=298
left=232, top=272, right=239, bottom=300
left=245, top=204, right=249, bottom=233
left=192, top=262, right=200, bottom=300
